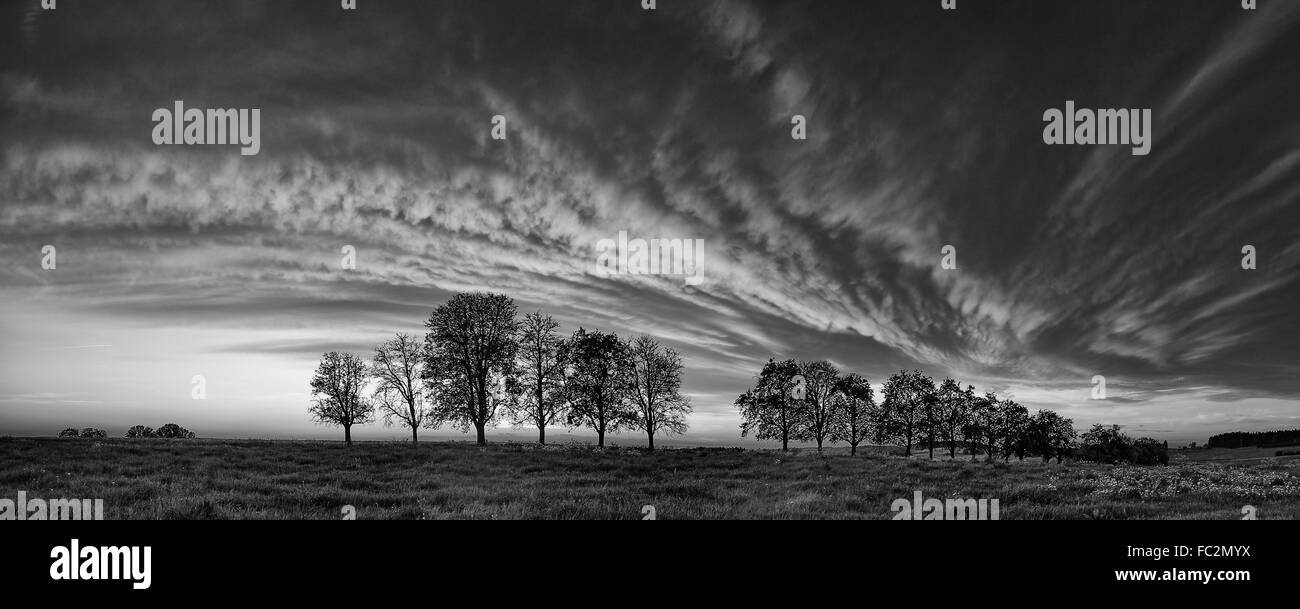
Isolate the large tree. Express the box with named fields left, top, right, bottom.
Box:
left=422, top=292, right=519, bottom=446
left=933, top=379, right=972, bottom=460
left=794, top=360, right=840, bottom=451
left=562, top=328, right=632, bottom=448
left=309, top=351, right=374, bottom=446
left=623, top=335, right=691, bottom=450
left=829, top=373, right=874, bottom=456
left=736, top=359, right=805, bottom=451
left=1030, top=410, right=1076, bottom=463
left=510, top=311, right=569, bottom=445
left=877, top=370, right=935, bottom=457
left=370, top=333, right=429, bottom=443
left=998, top=400, right=1031, bottom=461
left=969, top=391, right=1002, bottom=462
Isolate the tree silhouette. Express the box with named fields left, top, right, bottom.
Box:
left=511, top=311, right=569, bottom=445
left=422, top=292, right=518, bottom=446
left=623, top=335, right=691, bottom=450
left=370, top=333, right=429, bottom=443
left=737, top=359, right=805, bottom=451
left=309, top=351, right=374, bottom=446
left=877, top=370, right=934, bottom=457
left=793, top=360, right=840, bottom=450
left=562, top=328, right=632, bottom=448
left=829, top=373, right=874, bottom=456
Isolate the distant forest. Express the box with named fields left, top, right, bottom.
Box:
left=1206, top=429, right=1300, bottom=449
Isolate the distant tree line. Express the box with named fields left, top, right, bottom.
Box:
left=309, top=292, right=691, bottom=448
left=735, top=362, right=1169, bottom=466
left=56, top=424, right=197, bottom=439
left=1207, top=429, right=1300, bottom=449
left=125, top=423, right=197, bottom=439
left=735, top=363, right=1076, bottom=461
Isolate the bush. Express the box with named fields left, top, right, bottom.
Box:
left=78, top=428, right=107, bottom=439
left=57, top=428, right=80, bottom=438
left=125, top=425, right=157, bottom=439
left=156, top=423, right=196, bottom=439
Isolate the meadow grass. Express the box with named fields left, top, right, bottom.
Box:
left=1, top=437, right=1297, bottom=519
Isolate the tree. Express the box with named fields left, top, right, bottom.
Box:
left=736, top=359, right=805, bottom=451
left=57, top=428, right=79, bottom=438
left=422, top=292, right=519, bottom=446
left=1029, top=410, right=1076, bottom=463
left=370, top=333, right=429, bottom=443
left=970, top=391, right=1002, bottom=462
left=933, top=379, right=971, bottom=459
left=125, top=425, right=156, bottom=438
left=829, top=373, right=874, bottom=456
left=156, top=423, right=196, bottom=439
left=622, top=335, right=691, bottom=450
left=510, top=311, right=569, bottom=444
left=877, top=370, right=935, bottom=456
left=794, top=360, right=840, bottom=450
left=78, top=428, right=107, bottom=439
left=309, top=351, right=374, bottom=446
left=998, top=400, right=1031, bottom=461
left=1078, top=424, right=1134, bottom=464
left=562, top=328, right=632, bottom=448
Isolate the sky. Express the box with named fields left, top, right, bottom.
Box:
left=1, top=0, right=1298, bottom=446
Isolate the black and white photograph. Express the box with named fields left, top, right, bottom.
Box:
left=1, top=0, right=1296, bottom=592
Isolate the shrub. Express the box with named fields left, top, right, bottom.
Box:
left=57, top=428, right=80, bottom=438
left=78, top=428, right=107, bottom=439
left=1132, top=437, right=1169, bottom=466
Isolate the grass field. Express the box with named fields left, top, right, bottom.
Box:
left=2, top=437, right=1299, bottom=519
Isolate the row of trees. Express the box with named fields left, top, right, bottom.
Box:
left=309, top=292, right=692, bottom=448
left=1207, top=428, right=1300, bottom=449
left=125, top=423, right=197, bottom=439
left=57, top=424, right=198, bottom=439
left=736, top=362, right=1077, bottom=462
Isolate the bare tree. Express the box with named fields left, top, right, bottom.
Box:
left=371, top=333, right=428, bottom=443
left=511, top=311, right=568, bottom=444
left=830, top=373, right=874, bottom=456
left=623, top=335, right=691, bottom=450
left=422, top=292, right=519, bottom=446
left=309, top=351, right=374, bottom=446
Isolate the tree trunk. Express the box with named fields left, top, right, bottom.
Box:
left=411, top=427, right=418, bottom=444
left=475, top=423, right=486, bottom=446
left=850, top=442, right=857, bottom=456
left=597, top=427, right=605, bottom=448
left=782, top=430, right=789, bottom=452
left=816, top=437, right=823, bottom=451
left=647, top=432, right=655, bottom=451
left=948, top=441, right=956, bottom=459
left=538, top=424, right=546, bottom=445
left=344, top=425, right=352, bottom=446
